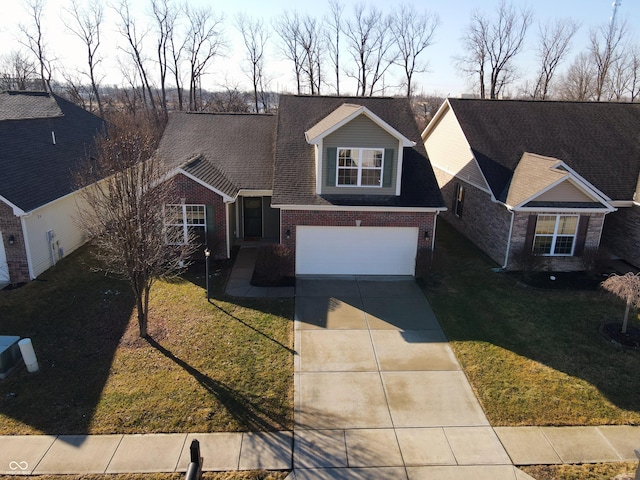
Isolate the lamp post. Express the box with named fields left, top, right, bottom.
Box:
left=204, top=248, right=211, bottom=299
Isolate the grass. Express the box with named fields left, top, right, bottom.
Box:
left=422, top=219, right=640, bottom=426
left=0, top=246, right=294, bottom=435
left=521, top=462, right=638, bottom=480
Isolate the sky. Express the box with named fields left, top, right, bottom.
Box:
left=0, top=0, right=638, bottom=97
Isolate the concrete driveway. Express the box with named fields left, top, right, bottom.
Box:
left=292, top=276, right=528, bottom=480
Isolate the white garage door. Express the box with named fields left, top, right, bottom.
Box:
left=296, top=226, right=419, bottom=275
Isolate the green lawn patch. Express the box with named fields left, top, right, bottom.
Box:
left=423, top=219, right=640, bottom=426
left=0, top=246, right=293, bottom=435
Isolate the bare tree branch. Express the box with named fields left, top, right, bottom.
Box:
left=274, top=11, right=305, bottom=95
left=19, top=0, right=54, bottom=92
left=236, top=13, right=268, bottom=112
left=325, top=0, right=344, bottom=95
left=602, top=272, right=640, bottom=334
left=590, top=19, right=628, bottom=101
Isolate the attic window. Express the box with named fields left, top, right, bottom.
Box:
left=336, top=148, right=383, bottom=187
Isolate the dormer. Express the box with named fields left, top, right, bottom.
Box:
left=305, top=104, right=416, bottom=196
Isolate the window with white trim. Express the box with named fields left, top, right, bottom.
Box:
left=165, top=204, right=206, bottom=245
left=454, top=183, right=464, bottom=217
left=532, top=214, right=579, bottom=255
left=337, top=148, right=384, bottom=187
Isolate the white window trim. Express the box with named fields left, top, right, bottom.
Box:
left=454, top=183, right=464, bottom=217
left=335, top=147, right=384, bottom=188
left=165, top=204, right=206, bottom=245
left=534, top=214, right=579, bottom=257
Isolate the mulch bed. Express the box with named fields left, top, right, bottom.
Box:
left=600, top=322, right=640, bottom=349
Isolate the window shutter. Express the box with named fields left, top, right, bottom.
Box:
left=524, top=215, right=537, bottom=253
left=205, top=204, right=216, bottom=232
left=326, top=148, right=337, bottom=187
left=574, top=215, right=590, bottom=256
left=383, top=148, right=394, bottom=188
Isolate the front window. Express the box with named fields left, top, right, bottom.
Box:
left=532, top=214, right=578, bottom=256
left=454, top=183, right=464, bottom=217
left=165, top=204, right=206, bottom=245
left=337, top=148, right=383, bottom=187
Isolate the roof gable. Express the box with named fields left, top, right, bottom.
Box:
left=305, top=103, right=415, bottom=147
left=446, top=98, right=640, bottom=202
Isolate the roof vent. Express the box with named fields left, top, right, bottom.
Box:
left=51, top=131, right=56, bottom=145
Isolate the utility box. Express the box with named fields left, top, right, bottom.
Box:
left=0, top=336, right=21, bottom=379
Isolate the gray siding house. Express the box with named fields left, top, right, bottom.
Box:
left=156, top=95, right=445, bottom=276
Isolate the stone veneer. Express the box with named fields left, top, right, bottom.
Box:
left=170, top=174, right=227, bottom=259
left=0, top=202, right=30, bottom=283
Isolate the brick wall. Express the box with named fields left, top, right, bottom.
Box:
left=281, top=209, right=436, bottom=274
left=601, top=206, right=640, bottom=268
left=170, top=174, right=227, bottom=259
left=507, top=211, right=606, bottom=271
left=434, top=167, right=511, bottom=267
left=0, top=202, right=30, bottom=283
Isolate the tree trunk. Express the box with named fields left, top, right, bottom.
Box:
left=136, top=294, right=148, bottom=338
left=622, top=299, right=631, bottom=334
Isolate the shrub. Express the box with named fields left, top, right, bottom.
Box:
left=251, top=245, right=293, bottom=286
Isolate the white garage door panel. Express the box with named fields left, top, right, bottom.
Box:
left=296, top=226, right=418, bottom=275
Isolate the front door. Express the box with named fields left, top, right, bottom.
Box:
left=243, top=197, right=263, bottom=238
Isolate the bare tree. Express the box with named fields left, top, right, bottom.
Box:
left=601, top=272, right=640, bottom=334
left=114, top=0, right=158, bottom=121
left=63, top=0, right=104, bottom=115
left=629, top=45, right=640, bottom=101
left=390, top=4, right=440, bottom=98
left=75, top=114, right=193, bottom=338
left=185, top=5, right=224, bottom=111
left=325, top=0, right=344, bottom=95
left=589, top=19, right=628, bottom=101
left=607, top=56, right=632, bottom=101
left=274, top=11, right=305, bottom=95
left=236, top=13, right=268, bottom=112
left=343, top=4, right=396, bottom=96
left=299, top=15, right=323, bottom=95
left=151, top=0, right=179, bottom=122
left=457, top=1, right=532, bottom=99
left=557, top=52, right=596, bottom=101
left=19, top=0, right=54, bottom=92
left=0, top=51, right=38, bottom=90
left=532, top=18, right=579, bottom=100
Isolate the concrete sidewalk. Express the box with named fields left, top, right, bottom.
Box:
left=0, top=431, right=292, bottom=475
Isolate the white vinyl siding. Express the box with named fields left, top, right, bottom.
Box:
left=423, top=106, right=489, bottom=191
left=296, top=226, right=418, bottom=275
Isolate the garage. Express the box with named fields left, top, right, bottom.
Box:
left=295, top=226, right=419, bottom=275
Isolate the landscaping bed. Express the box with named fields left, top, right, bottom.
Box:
left=423, top=219, right=640, bottom=426
left=0, top=246, right=294, bottom=435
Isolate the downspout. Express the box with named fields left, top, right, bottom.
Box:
left=503, top=208, right=515, bottom=269
left=225, top=202, right=231, bottom=259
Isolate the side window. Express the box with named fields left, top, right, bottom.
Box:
left=454, top=183, right=464, bottom=217
left=164, top=204, right=206, bottom=245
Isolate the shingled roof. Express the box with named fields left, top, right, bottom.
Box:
left=447, top=98, right=640, bottom=202
left=272, top=95, right=444, bottom=208
left=0, top=91, right=105, bottom=212
left=155, top=112, right=277, bottom=198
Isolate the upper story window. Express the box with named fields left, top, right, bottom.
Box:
left=454, top=183, right=464, bottom=217
left=165, top=204, right=206, bottom=245
left=337, top=148, right=383, bottom=187
left=533, top=214, right=578, bottom=256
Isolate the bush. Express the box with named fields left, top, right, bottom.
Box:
left=251, top=245, right=294, bottom=286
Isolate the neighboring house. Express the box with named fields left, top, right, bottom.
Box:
left=422, top=98, right=640, bottom=271
left=155, top=95, right=445, bottom=276
left=0, top=91, right=105, bottom=285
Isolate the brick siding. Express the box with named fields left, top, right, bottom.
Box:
left=170, top=174, right=227, bottom=259
left=0, top=202, right=30, bottom=283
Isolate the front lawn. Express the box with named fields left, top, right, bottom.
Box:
left=423, top=219, right=640, bottom=426
left=0, top=246, right=294, bottom=435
